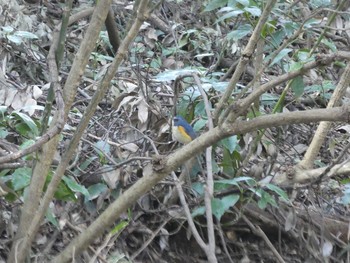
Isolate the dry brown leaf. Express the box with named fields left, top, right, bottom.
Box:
left=23, top=98, right=37, bottom=116
left=138, top=99, right=148, bottom=124
left=3, top=88, right=16, bottom=106
left=102, top=168, right=121, bottom=189
left=120, top=142, right=139, bottom=152
left=11, top=92, right=28, bottom=110
left=32, top=85, right=42, bottom=99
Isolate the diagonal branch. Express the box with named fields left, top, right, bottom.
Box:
left=299, top=61, right=350, bottom=169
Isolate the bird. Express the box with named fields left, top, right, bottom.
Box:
left=172, top=116, right=197, bottom=144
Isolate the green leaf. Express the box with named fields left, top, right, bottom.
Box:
left=54, top=180, right=76, bottom=201
left=178, top=34, right=189, bottom=48
left=7, top=35, right=22, bottom=44
left=322, top=80, right=336, bottom=90
left=79, top=156, right=98, bottom=170
left=216, top=176, right=256, bottom=186
left=14, top=123, right=32, bottom=137
left=220, top=135, right=238, bottom=154
left=46, top=206, right=59, bottom=228
left=63, top=176, right=90, bottom=198
left=244, top=7, right=261, bottom=16
left=290, top=76, right=304, bottom=98
left=193, top=118, right=207, bottom=132
left=14, top=31, right=38, bottom=39
left=0, top=169, right=10, bottom=177
left=194, top=101, right=206, bottom=116
left=283, top=21, right=299, bottom=36
left=341, top=184, right=350, bottom=204
left=12, top=168, right=31, bottom=191
left=236, top=0, right=249, bottom=6
left=341, top=179, right=350, bottom=185
left=289, top=61, right=304, bottom=71
left=94, top=140, right=111, bottom=156
left=304, top=18, right=323, bottom=28
left=257, top=190, right=277, bottom=209
left=110, top=210, right=131, bottom=235
left=334, top=61, right=346, bottom=68
left=227, top=24, right=252, bottom=41
left=91, top=52, right=114, bottom=62
left=310, top=0, right=331, bottom=8
left=11, top=111, right=39, bottom=136
left=20, top=139, right=35, bottom=150
left=211, top=194, right=240, bottom=220
left=268, top=30, right=284, bottom=46
left=0, top=128, right=8, bottom=139
left=261, top=93, right=279, bottom=106
left=87, top=183, right=108, bottom=201
left=268, top=48, right=292, bottom=66
left=211, top=81, right=228, bottom=92
left=258, top=196, right=268, bottom=209
left=220, top=148, right=235, bottom=175
left=304, top=84, right=321, bottom=93
left=191, top=206, right=206, bottom=218
left=150, top=58, right=161, bottom=69
left=183, top=85, right=201, bottom=99
left=154, top=68, right=200, bottom=82
left=110, top=220, right=129, bottom=235
left=204, top=0, right=228, bottom=11
left=1, top=26, right=14, bottom=33
left=216, top=10, right=244, bottom=23
left=0, top=106, right=7, bottom=118
left=294, top=50, right=310, bottom=62
left=265, top=184, right=289, bottom=202
left=192, top=182, right=205, bottom=196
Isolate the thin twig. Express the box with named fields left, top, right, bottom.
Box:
left=131, top=218, right=170, bottom=259
left=235, top=207, right=286, bottom=263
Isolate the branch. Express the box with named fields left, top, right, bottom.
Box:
left=48, top=1, right=153, bottom=262
left=299, top=60, right=350, bottom=168
left=213, top=0, right=278, bottom=121
left=272, top=158, right=350, bottom=186
left=222, top=51, right=350, bottom=124
left=8, top=1, right=112, bottom=262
